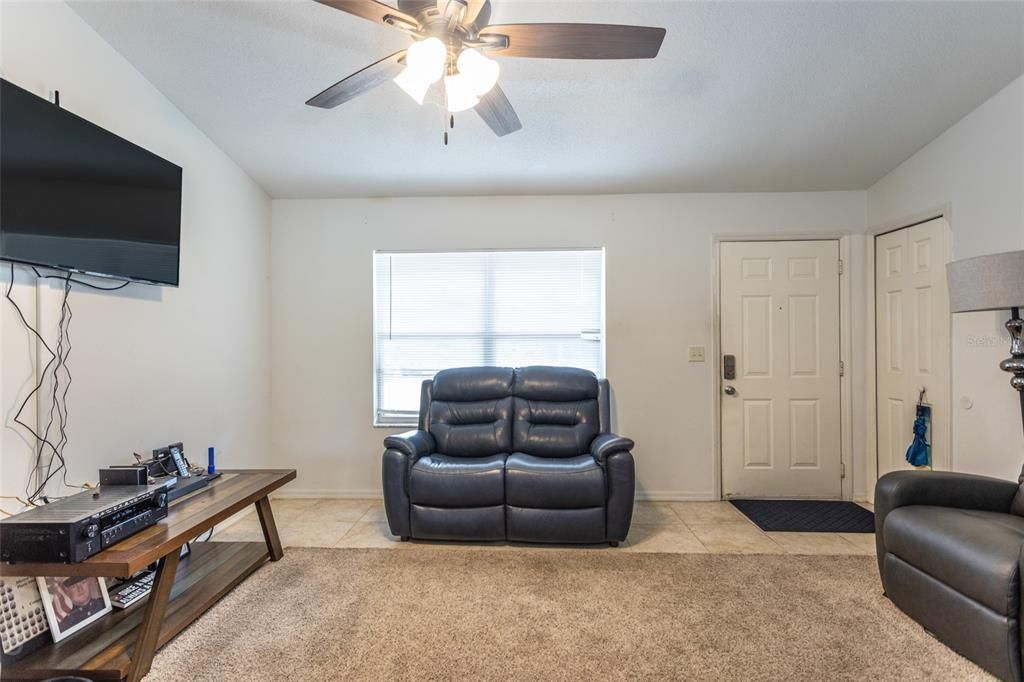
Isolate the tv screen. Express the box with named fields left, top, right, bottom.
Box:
left=0, top=79, right=182, bottom=286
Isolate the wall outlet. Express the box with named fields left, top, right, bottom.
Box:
left=688, top=346, right=705, bottom=362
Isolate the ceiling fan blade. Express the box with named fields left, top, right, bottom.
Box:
left=474, top=84, right=522, bottom=137
left=314, top=0, right=420, bottom=31
left=398, top=0, right=434, bottom=10
left=306, top=51, right=406, bottom=109
left=479, top=23, right=666, bottom=59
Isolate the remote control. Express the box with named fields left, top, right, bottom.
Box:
left=169, top=446, right=190, bottom=478
left=110, top=571, right=156, bottom=609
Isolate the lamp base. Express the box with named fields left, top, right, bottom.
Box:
left=1003, top=307, right=1023, bottom=438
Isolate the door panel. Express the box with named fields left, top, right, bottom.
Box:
left=721, top=240, right=842, bottom=498
left=742, top=296, right=773, bottom=376
left=789, top=295, right=820, bottom=376
left=790, top=399, right=821, bottom=468
left=874, top=218, right=950, bottom=475
left=743, top=400, right=774, bottom=467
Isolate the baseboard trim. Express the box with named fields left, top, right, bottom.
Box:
left=635, top=491, right=719, bottom=502
left=272, top=489, right=719, bottom=503
left=271, top=489, right=383, bottom=500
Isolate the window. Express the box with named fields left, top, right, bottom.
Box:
left=373, top=249, right=604, bottom=425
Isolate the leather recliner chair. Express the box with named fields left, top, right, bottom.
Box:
left=875, top=470, right=1024, bottom=681
left=381, top=366, right=635, bottom=545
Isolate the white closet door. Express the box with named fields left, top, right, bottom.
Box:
left=875, top=218, right=950, bottom=476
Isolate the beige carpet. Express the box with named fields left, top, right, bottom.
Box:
left=148, top=548, right=989, bottom=681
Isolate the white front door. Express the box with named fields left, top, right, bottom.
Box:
left=720, top=241, right=843, bottom=498
left=874, top=218, right=950, bottom=476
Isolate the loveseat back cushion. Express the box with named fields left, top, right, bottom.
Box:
left=428, top=367, right=514, bottom=456
left=511, top=366, right=600, bottom=457
left=432, top=366, right=515, bottom=402
left=514, top=366, right=599, bottom=402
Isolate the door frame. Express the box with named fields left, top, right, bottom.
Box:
left=711, top=234, right=854, bottom=501
left=864, top=205, right=953, bottom=503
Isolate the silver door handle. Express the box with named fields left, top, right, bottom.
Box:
left=723, top=386, right=737, bottom=396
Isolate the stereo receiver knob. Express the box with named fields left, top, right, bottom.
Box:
left=155, top=493, right=167, bottom=508
left=82, top=523, right=99, bottom=539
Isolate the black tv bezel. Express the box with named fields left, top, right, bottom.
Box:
left=0, top=78, right=184, bottom=288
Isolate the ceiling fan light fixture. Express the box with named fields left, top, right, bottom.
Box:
left=444, top=73, right=480, bottom=112
left=456, top=47, right=500, bottom=96
left=405, top=37, right=447, bottom=79
left=393, top=67, right=432, bottom=104
left=393, top=37, right=447, bottom=104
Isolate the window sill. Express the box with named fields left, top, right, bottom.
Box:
left=373, top=422, right=417, bottom=429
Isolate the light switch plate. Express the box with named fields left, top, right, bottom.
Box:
left=688, top=346, right=705, bottom=362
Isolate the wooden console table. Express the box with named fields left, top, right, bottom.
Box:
left=0, top=469, right=296, bottom=681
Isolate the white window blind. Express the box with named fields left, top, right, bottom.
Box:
left=373, top=249, right=604, bottom=425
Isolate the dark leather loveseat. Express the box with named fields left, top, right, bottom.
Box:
left=875, top=470, right=1024, bottom=681
left=381, top=366, right=635, bottom=545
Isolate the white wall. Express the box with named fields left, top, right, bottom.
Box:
left=271, top=192, right=866, bottom=500
left=866, top=75, right=1024, bottom=480
left=0, top=1, right=272, bottom=509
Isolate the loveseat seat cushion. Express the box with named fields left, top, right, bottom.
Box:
left=884, top=505, right=1024, bottom=616
left=505, top=453, right=605, bottom=509
left=410, top=454, right=507, bottom=508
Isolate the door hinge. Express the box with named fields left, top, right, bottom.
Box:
left=839, top=360, right=845, bottom=377
left=838, top=259, right=844, bottom=275
left=841, top=462, right=846, bottom=479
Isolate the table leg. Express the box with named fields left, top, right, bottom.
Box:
left=255, top=496, right=284, bottom=561
left=126, top=549, right=180, bottom=682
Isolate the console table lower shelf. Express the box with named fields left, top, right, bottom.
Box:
left=4, top=542, right=265, bottom=680
left=0, top=468, right=296, bottom=682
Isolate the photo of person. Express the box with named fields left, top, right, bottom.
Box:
left=36, top=576, right=111, bottom=642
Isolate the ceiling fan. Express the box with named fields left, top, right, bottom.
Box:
left=305, top=0, right=667, bottom=140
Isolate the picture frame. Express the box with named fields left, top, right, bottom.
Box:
left=36, top=576, right=112, bottom=643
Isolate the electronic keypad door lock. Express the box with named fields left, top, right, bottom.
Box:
left=723, top=354, right=736, bottom=380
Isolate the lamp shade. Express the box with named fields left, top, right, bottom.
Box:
left=946, top=250, right=1024, bottom=313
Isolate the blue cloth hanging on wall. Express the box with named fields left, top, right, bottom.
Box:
left=905, top=404, right=931, bottom=467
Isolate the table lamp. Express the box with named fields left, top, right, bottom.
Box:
left=946, top=250, right=1024, bottom=436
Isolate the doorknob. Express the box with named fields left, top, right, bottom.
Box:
left=724, top=386, right=737, bottom=396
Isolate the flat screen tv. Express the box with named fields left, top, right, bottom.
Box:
left=1, top=79, right=182, bottom=286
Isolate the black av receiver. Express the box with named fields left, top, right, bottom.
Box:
left=0, top=485, right=168, bottom=564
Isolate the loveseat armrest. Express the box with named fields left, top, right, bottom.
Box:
left=875, top=470, right=1018, bottom=518
left=383, top=430, right=435, bottom=459
left=591, top=433, right=635, bottom=464
left=874, top=470, right=1018, bottom=577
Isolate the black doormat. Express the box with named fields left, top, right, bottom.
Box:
left=729, top=499, right=875, bottom=533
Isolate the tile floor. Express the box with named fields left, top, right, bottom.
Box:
left=212, top=499, right=877, bottom=556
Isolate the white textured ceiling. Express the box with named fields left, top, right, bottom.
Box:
left=69, top=1, right=1024, bottom=198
